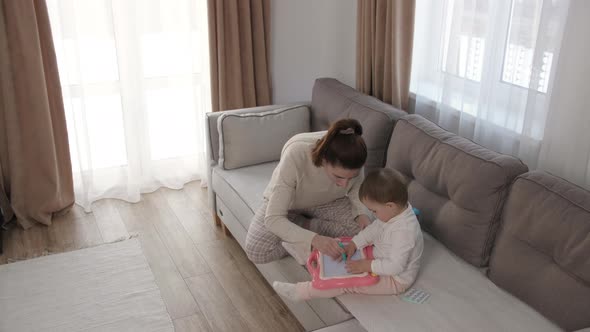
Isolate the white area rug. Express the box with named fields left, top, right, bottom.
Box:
left=0, top=239, right=173, bottom=332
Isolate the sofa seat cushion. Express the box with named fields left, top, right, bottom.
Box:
left=211, top=162, right=278, bottom=228
left=338, top=233, right=560, bottom=332
left=489, top=171, right=590, bottom=331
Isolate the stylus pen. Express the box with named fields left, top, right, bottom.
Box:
left=338, top=242, right=346, bottom=262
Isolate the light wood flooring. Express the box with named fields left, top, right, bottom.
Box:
left=0, top=181, right=304, bottom=332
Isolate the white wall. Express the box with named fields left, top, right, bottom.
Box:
left=271, top=0, right=357, bottom=104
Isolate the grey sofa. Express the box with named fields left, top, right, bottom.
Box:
left=205, top=79, right=590, bottom=331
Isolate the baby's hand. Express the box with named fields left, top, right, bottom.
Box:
left=345, top=259, right=372, bottom=274
left=344, top=242, right=357, bottom=259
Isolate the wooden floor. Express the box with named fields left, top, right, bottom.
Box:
left=0, top=181, right=304, bottom=332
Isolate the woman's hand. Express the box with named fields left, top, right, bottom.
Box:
left=346, top=259, right=372, bottom=274
left=355, top=214, right=371, bottom=230
left=312, top=235, right=344, bottom=260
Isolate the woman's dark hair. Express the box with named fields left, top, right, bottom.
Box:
left=311, top=118, right=367, bottom=169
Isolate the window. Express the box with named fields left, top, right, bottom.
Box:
left=47, top=0, right=211, bottom=209
left=412, top=0, right=569, bottom=141
left=442, top=0, right=488, bottom=82
left=440, top=0, right=559, bottom=93
left=502, top=0, right=555, bottom=93
left=48, top=0, right=210, bottom=171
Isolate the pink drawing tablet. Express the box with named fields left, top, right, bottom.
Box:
left=307, top=237, right=379, bottom=290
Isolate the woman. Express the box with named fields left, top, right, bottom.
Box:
left=245, top=119, right=372, bottom=264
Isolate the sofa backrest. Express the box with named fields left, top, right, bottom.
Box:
left=386, top=115, right=528, bottom=267
left=489, top=171, right=590, bottom=331
left=311, top=78, right=406, bottom=172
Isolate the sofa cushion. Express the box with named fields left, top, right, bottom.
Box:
left=311, top=78, right=406, bottom=173
left=386, top=115, right=528, bottom=267
left=207, top=105, right=289, bottom=164
left=489, top=171, right=590, bottom=331
left=339, top=233, right=560, bottom=332
left=211, top=162, right=278, bottom=228
left=218, top=105, right=310, bottom=170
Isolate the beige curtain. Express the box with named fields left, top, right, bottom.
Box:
left=357, top=0, right=415, bottom=111
left=0, top=0, right=74, bottom=228
left=207, top=0, right=272, bottom=113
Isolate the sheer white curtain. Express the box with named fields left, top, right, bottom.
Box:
left=47, top=0, right=211, bottom=210
left=410, top=0, right=570, bottom=169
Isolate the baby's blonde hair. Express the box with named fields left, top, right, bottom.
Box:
left=359, top=168, right=408, bottom=206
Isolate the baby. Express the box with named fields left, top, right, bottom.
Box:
left=273, top=168, right=424, bottom=301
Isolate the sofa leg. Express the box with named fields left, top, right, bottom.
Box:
left=213, top=210, right=221, bottom=227
left=214, top=212, right=232, bottom=238
left=220, top=221, right=231, bottom=237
